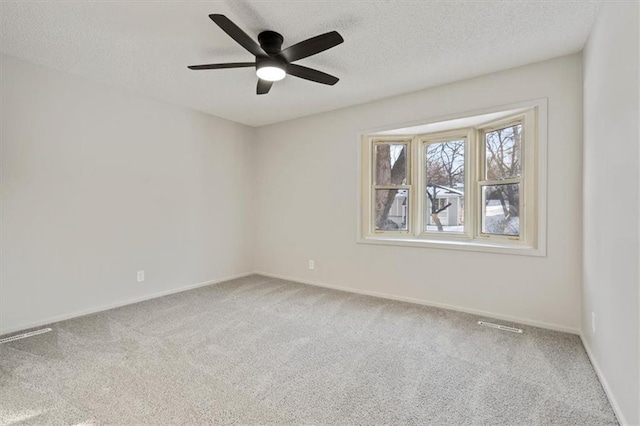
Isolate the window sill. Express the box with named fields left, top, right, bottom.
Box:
left=357, top=235, right=545, bottom=257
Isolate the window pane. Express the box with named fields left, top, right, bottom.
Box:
left=481, top=184, right=520, bottom=236
left=375, top=143, right=408, bottom=185
left=375, top=189, right=408, bottom=231
left=425, top=140, right=465, bottom=233
left=485, top=124, right=522, bottom=180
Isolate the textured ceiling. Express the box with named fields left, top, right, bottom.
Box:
left=0, top=1, right=600, bottom=127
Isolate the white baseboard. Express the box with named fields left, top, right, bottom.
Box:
left=255, top=271, right=581, bottom=335
left=1, top=270, right=580, bottom=337
left=580, top=335, right=629, bottom=426
left=0, top=272, right=253, bottom=337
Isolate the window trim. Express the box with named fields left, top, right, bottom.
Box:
left=358, top=99, right=547, bottom=257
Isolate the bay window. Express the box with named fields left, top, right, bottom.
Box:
left=360, top=102, right=546, bottom=256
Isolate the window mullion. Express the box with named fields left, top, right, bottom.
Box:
left=373, top=185, right=411, bottom=190
left=466, top=129, right=477, bottom=240
left=412, top=136, right=421, bottom=236
left=478, top=177, right=522, bottom=186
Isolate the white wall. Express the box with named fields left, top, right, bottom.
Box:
left=582, top=2, right=639, bottom=424
left=0, top=54, right=255, bottom=335
left=255, top=54, right=583, bottom=333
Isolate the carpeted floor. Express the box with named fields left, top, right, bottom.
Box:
left=0, top=275, right=617, bottom=425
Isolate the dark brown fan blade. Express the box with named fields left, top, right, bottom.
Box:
left=287, top=64, right=339, bottom=85
left=188, top=62, right=255, bottom=70
left=257, top=79, right=273, bottom=95
left=209, top=14, right=266, bottom=57
left=280, top=31, right=344, bottom=63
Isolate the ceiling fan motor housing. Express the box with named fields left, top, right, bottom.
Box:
left=258, top=31, right=284, bottom=55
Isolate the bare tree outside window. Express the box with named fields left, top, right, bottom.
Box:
left=425, top=140, right=465, bottom=232
left=374, top=143, right=408, bottom=230
left=482, top=125, right=522, bottom=235
left=485, top=124, right=521, bottom=180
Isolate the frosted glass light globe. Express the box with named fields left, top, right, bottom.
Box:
left=256, top=66, right=286, bottom=82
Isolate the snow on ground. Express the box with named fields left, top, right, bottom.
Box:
left=425, top=201, right=519, bottom=235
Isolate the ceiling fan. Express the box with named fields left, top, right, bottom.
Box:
left=188, top=14, right=344, bottom=95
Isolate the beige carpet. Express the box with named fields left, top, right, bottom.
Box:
left=0, top=275, right=617, bottom=425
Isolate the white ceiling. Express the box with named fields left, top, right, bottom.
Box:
left=0, top=1, right=600, bottom=127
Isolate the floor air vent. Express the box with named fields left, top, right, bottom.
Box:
left=0, top=328, right=52, bottom=344
left=478, top=321, right=523, bottom=333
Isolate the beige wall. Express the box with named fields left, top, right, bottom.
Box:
left=582, top=2, right=639, bottom=424
left=255, top=54, right=583, bottom=333
left=0, top=54, right=256, bottom=334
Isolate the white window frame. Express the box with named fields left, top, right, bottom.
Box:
left=418, top=129, right=472, bottom=240
left=371, top=137, right=413, bottom=233
left=358, top=100, right=547, bottom=257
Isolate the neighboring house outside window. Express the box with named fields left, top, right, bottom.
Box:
left=359, top=100, right=547, bottom=256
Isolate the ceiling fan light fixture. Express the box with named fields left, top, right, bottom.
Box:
left=256, top=61, right=286, bottom=82
left=189, top=14, right=344, bottom=94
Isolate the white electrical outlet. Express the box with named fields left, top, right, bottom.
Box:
left=308, top=260, right=315, bottom=270
left=137, top=270, right=145, bottom=282
left=591, top=312, right=596, bottom=334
